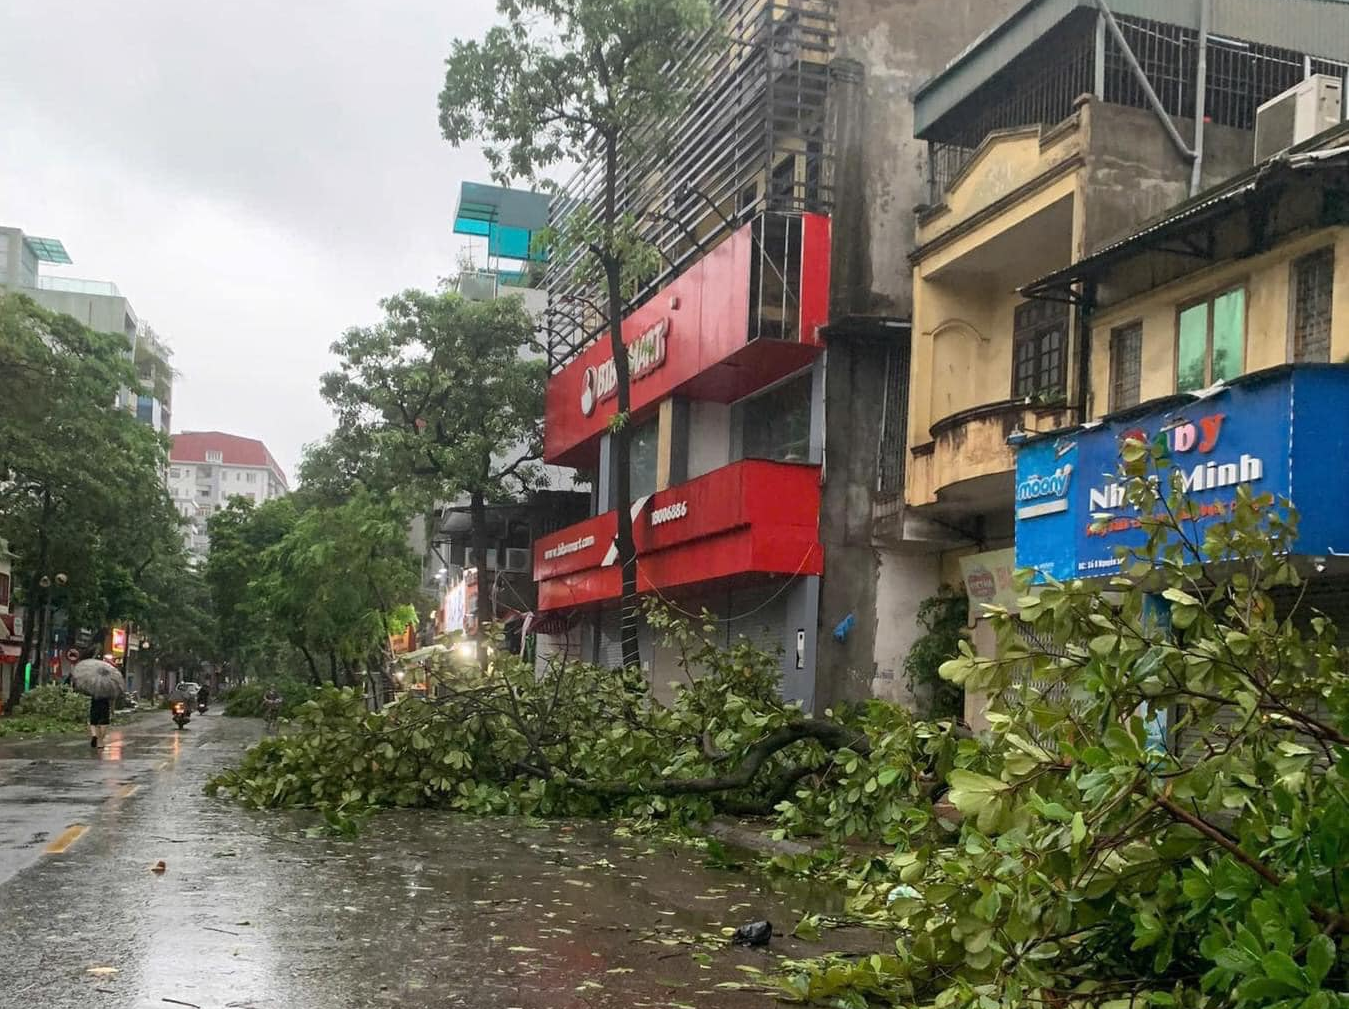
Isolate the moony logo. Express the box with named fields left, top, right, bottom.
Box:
left=1016, top=464, right=1073, bottom=519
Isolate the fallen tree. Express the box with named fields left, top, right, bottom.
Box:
left=207, top=611, right=954, bottom=835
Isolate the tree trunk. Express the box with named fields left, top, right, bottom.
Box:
left=470, top=487, right=491, bottom=664
left=7, top=571, right=40, bottom=707
left=32, top=593, right=49, bottom=687
left=603, top=132, right=641, bottom=672
left=328, top=651, right=340, bottom=687
left=298, top=645, right=322, bottom=687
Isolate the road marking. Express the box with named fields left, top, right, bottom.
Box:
left=157, top=761, right=170, bottom=771
left=45, top=824, right=88, bottom=854
left=116, top=783, right=139, bottom=799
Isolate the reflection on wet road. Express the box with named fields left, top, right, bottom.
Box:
left=0, top=712, right=850, bottom=1007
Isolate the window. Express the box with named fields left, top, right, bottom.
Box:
left=198, top=488, right=210, bottom=498
left=136, top=395, right=154, bottom=424
left=1178, top=288, right=1245, bottom=392
left=1012, top=300, right=1069, bottom=399
left=628, top=417, right=660, bottom=502
left=169, top=468, right=180, bottom=479
left=198, top=465, right=212, bottom=478
left=1292, top=248, right=1334, bottom=364
left=1108, top=322, right=1143, bottom=411
left=736, top=371, right=813, bottom=463
left=246, top=472, right=257, bottom=484
left=205, top=450, right=223, bottom=463
left=0, top=572, right=9, bottom=608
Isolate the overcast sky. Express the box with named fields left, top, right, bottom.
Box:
left=0, top=0, right=506, bottom=481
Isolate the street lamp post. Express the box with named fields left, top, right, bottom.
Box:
left=36, top=572, right=67, bottom=686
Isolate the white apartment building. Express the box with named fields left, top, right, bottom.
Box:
left=169, top=432, right=288, bottom=564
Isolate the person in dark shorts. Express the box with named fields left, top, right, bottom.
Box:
left=89, top=694, right=113, bottom=749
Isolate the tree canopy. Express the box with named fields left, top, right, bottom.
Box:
left=0, top=293, right=193, bottom=698
left=320, top=288, right=546, bottom=636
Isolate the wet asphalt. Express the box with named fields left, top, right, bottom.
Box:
left=0, top=710, right=861, bottom=1008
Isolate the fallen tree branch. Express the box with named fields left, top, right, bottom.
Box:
left=557, top=719, right=869, bottom=798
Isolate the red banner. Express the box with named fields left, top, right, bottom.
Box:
left=534, top=459, right=824, bottom=612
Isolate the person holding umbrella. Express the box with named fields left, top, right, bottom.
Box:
left=69, top=644, right=126, bottom=749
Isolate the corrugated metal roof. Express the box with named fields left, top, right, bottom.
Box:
left=1019, top=126, right=1349, bottom=296
left=915, top=0, right=1349, bottom=139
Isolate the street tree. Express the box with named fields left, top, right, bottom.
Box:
left=254, top=489, right=420, bottom=687
left=0, top=293, right=182, bottom=698
left=321, top=290, right=546, bottom=640
left=439, top=0, right=716, bottom=668
left=205, top=497, right=301, bottom=680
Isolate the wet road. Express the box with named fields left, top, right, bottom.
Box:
left=0, top=711, right=853, bottom=1007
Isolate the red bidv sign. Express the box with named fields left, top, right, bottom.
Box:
left=533, top=459, right=824, bottom=612
left=544, top=213, right=832, bottom=467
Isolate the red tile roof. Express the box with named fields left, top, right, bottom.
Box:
left=170, top=431, right=288, bottom=487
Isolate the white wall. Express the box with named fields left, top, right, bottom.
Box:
left=869, top=550, right=940, bottom=707
left=686, top=401, right=731, bottom=480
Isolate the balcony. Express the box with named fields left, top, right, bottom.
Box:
left=544, top=212, right=830, bottom=468
left=909, top=399, right=1072, bottom=513
left=534, top=459, right=824, bottom=612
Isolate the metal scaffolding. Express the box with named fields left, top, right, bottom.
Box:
left=543, top=0, right=838, bottom=372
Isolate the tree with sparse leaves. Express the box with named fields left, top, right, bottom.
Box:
left=439, top=0, right=717, bottom=669
left=321, top=290, right=545, bottom=642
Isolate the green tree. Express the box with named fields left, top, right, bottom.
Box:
left=253, top=489, right=420, bottom=687
left=205, top=497, right=301, bottom=680
left=439, top=0, right=716, bottom=668
left=0, top=293, right=181, bottom=699
left=321, top=290, right=545, bottom=641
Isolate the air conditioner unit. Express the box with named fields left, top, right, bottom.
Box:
left=1254, top=75, right=1344, bottom=164
left=504, top=547, right=530, bottom=573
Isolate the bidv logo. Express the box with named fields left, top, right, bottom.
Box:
left=579, top=318, right=670, bottom=417
left=1016, top=464, right=1073, bottom=519
left=580, top=367, right=598, bottom=417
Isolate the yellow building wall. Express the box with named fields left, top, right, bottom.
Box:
left=1089, top=226, right=1349, bottom=416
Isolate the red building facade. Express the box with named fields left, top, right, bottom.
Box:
left=533, top=213, right=833, bottom=703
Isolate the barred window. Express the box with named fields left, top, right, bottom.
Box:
left=1292, top=248, right=1334, bottom=364
left=1012, top=300, right=1069, bottom=399
left=1109, top=322, right=1143, bottom=412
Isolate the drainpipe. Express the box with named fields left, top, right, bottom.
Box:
left=1076, top=280, right=1097, bottom=420
left=1190, top=0, right=1210, bottom=196
left=1095, top=0, right=1196, bottom=164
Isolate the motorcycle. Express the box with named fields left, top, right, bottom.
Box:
left=196, top=698, right=208, bottom=715
left=171, top=700, right=191, bottom=730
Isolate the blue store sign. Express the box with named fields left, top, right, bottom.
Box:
left=1015, top=366, right=1349, bottom=583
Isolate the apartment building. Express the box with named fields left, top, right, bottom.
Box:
left=898, top=0, right=1349, bottom=717
left=528, top=0, right=1035, bottom=710
left=0, top=226, right=174, bottom=436
left=169, top=432, right=289, bottom=563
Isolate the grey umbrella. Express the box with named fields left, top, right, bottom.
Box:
left=70, top=659, right=126, bottom=699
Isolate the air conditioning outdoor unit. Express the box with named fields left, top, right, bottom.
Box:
left=1254, top=74, right=1344, bottom=164
left=504, top=548, right=530, bottom=573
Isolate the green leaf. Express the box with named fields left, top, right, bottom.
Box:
left=1304, top=935, right=1334, bottom=987
left=1071, top=811, right=1087, bottom=844
left=1262, top=951, right=1309, bottom=993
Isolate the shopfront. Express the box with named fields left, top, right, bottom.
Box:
left=1014, top=365, right=1349, bottom=615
